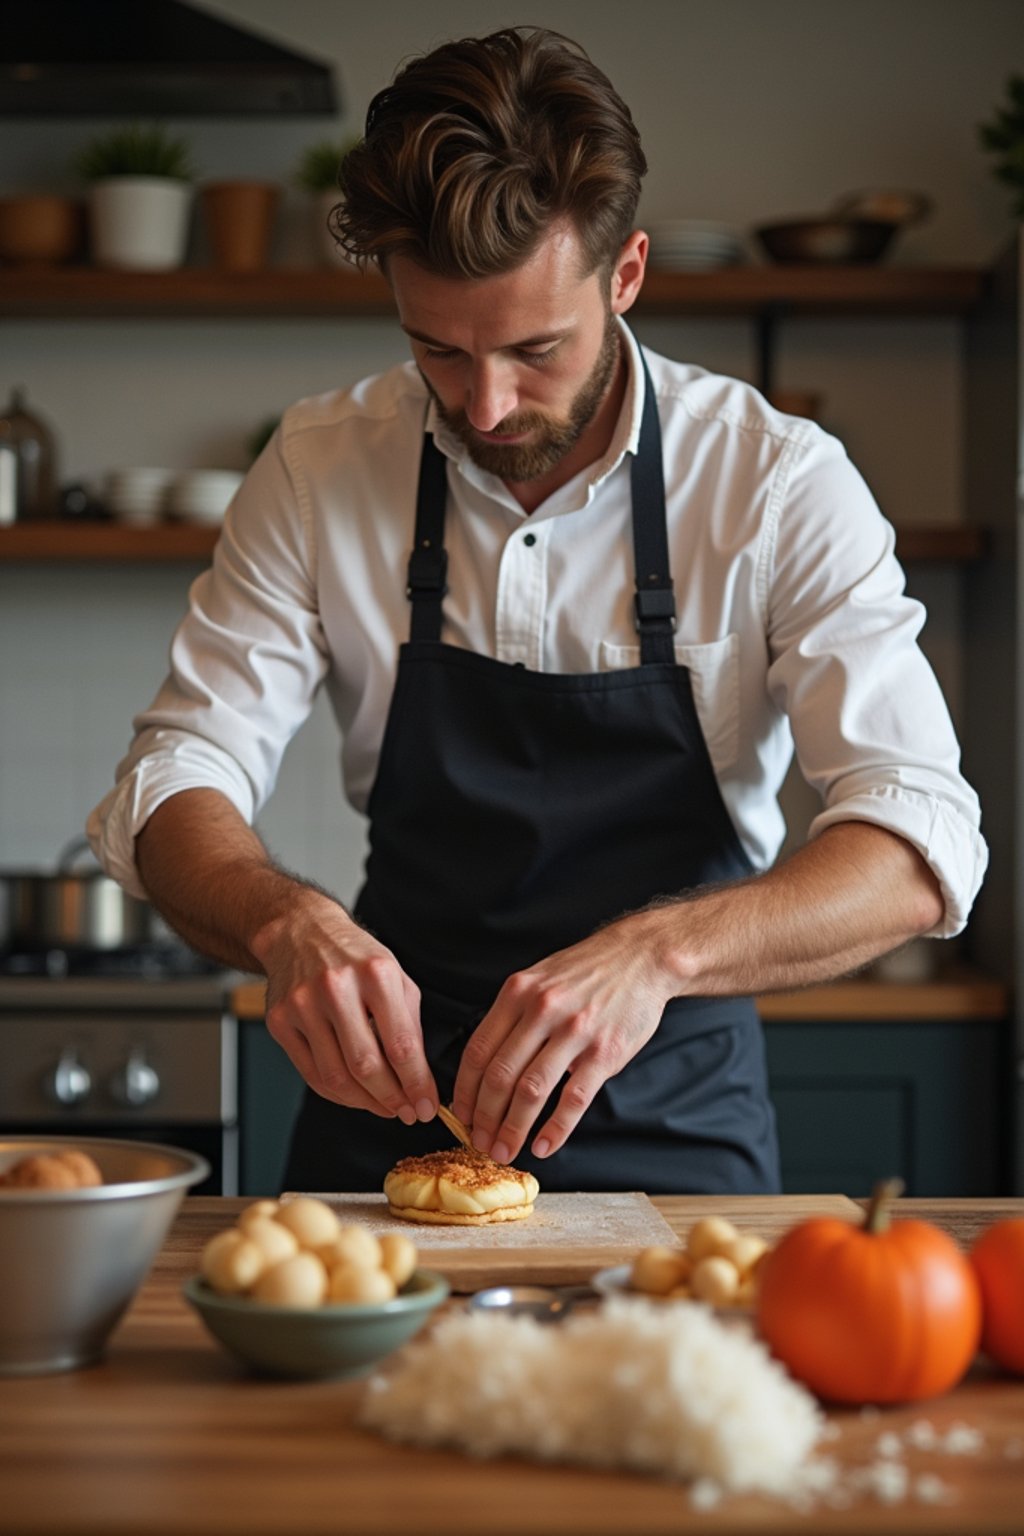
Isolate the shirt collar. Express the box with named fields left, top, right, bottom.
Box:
left=426, top=318, right=647, bottom=512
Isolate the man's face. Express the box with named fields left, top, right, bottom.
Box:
left=389, top=225, right=627, bottom=486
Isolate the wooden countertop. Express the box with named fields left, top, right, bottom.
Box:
left=230, top=968, right=1009, bottom=1023
left=3, top=1195, right=1024, bottom=1535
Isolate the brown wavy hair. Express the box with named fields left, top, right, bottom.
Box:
left=333, top=27, right=647, bottom=281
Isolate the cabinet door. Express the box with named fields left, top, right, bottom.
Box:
left=238, top=1020, right=306, bottom=1196
left=765, top=1020, right=1005, bottom=1197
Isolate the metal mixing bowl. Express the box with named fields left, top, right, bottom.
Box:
left=0, top=1136, right=209, bottom=1375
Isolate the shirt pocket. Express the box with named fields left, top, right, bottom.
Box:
left=599, top=633, right=740, bottom=773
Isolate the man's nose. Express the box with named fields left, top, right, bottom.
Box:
left=465, top=359, right=517, bottom=432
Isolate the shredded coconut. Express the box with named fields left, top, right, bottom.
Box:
left=360, top=1301, right=1005, bottom=1516
left=359, top=1296, right=825, bottom=1496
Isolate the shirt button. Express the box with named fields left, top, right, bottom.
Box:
left=523, top=532, right=537, bottom=547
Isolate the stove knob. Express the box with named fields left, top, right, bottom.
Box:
left=46, top=1049, right=93, bottom=1107
left=109, top=1047, right=161, bottom=1108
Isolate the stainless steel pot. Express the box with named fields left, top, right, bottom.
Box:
left=0, top=839, right=155, bottom=951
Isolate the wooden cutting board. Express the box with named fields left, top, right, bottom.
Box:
left=284, top=1190, right=861, bottom=1291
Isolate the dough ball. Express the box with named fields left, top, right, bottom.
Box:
left=686, top=1216, right=740, bottom=1262
left=690, top=1255, right=740, bottom=1305
left=328, top=1262, right=397, bottom=1305
left=273, top=1196, right=339, bottom=1249
left=244, top=1216, right=300, bottom=1266
left=721, top=1233, right=769, bottom=1277
left=55, top=1149, right=103, bottom=1187
left=0, top=1153, right=80, bottom=1189
left=630, top=1245, right=690, bottom=1296
left=253, top=1252, right=328, bottom=1308
left=237, top=1199, right=280, bottom=1230
left=319, top=1223, right=382, bottom=1271
left=379, top=1232, right=418, bottom=1289
left=201, top=1228, right=265, bottom=1295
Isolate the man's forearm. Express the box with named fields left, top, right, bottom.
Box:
left=134, top=788, right=340, bottom=973
left=639, top=820, right=946, bottom=999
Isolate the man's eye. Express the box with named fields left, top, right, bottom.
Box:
left=422, top=346, right=459, bottom=361
left=515, top=346, right=557, bottom=365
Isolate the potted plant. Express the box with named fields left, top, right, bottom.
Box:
left=979, top=75, right=1024, bottom=219
left=74, top=124, right=195, bottom=271
left=294, top=135, right=361, bottom=266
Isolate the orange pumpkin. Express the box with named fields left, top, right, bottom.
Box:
left=970, top=1218, right=1024, bottom=1374
left=756, top=1179, right=981, bottom=1404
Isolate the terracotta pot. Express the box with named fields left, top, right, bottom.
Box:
left=201, top=181, right=280, bottom=273
left=0, top=196, right=83, bottom=266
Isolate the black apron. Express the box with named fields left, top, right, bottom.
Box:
left=284, top=352, right=781, bottom=1196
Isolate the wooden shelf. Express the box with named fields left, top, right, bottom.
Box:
left=0, top=263, right=986, bottom=320
left=0, top=520, right=219, bottom=562
left=229, top=968, right=1008, bottom=1024
left=0, top=518, right=989, bottom=565
left=758, top=968, right=1008, bottom=1022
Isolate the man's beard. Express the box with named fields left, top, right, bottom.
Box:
left=427, top=312, right=621, bottom=483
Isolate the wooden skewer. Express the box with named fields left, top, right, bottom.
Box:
left=437, top=1103, right=474, bottom=1150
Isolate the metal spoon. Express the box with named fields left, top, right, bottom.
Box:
left=467, top=1284, right=597, bottom=1323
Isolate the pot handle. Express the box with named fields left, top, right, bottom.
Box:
left=57, top=835, right=100, bottom=874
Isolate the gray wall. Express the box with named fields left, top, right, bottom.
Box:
left=0, top=0, right=1020, bottom=904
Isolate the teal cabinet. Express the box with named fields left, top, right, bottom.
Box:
left=238, top=1020, right=305, bottom=1195
left=764, top=1019, right=1007, bottom=1197
left=237, top=1013, right=1008, bottom=1199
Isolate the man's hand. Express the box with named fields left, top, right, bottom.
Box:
left=253, top=900, right=438, bottom=1123
left=452, top=822, right=945, bottom=1164
left=134, top=788, right=439, bottom=1123
left=452, top=913, right=673, bottom=1164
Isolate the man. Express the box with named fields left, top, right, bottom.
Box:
left=88, top=27, right=986, bottom=1195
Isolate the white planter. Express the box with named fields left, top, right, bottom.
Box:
left=316, top=188, right=356, bottom=267
left=88, top=177, right=193, bottom=271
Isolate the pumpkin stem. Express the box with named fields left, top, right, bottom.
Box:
left=864, top=1177, right=906, bottom=1234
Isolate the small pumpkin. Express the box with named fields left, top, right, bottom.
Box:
left=756, top=1178, right=981, bottom=1404
left=970, top=1218, right=1024, bottom=1374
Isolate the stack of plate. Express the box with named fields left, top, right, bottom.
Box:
left=646, top=220, right=745, bottom=272
left=103, top=467, right=176, bottom=525
left=166, top=470, right=244, bottom=525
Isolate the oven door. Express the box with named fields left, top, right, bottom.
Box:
left=0, top=1011, right=238, bottom=1195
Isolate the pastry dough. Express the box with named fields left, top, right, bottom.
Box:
left=384, top=1147, right=540, bottom=1225
left=0, top=1148, right=103, bottom=1189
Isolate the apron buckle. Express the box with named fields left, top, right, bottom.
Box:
left=634, top=586, right=676, bottom=630
left=406, top=544, right=449, bottom=598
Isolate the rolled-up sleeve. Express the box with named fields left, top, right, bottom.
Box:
left=87, top=425, right=329, bottom=898
left=764, top=434, right=987, bottom=937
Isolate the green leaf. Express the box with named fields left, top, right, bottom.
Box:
left=294, top=135, right=362, bottom=193
left=73, top=124, right=195, bottom=182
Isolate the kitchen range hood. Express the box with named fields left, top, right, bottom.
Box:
left=0, top=0, right=338, bottom=116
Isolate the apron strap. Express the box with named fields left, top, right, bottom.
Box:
left=406, top=436, right=449, bottom=643
left=630, top=351, right=677, bottom=665
left=406, top=342, right=677, bottom=663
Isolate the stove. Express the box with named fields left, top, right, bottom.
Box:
left=0, top=942, right=226, bottom=981
left=0, top=943, right=240, bottom=1195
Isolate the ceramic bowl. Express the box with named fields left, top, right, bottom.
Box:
left=0, top=1136, right=209, bottom=1375
left=754, top=217, right=897, bottom=264
left=183, top=1268, right=450, bottom=1379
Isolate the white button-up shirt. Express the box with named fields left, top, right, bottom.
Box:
left=88, top=324, right=987, bottom=935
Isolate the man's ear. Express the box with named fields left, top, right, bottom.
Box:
left=610, top=230, right=648, bottom=316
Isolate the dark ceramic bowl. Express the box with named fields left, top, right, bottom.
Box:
left=755, top=218, right=897, bottom=265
